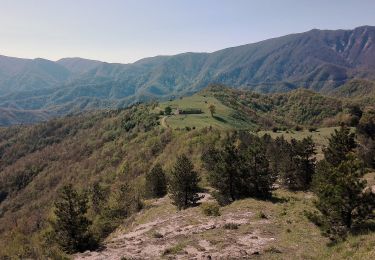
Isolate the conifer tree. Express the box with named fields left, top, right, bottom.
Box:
left=202, top=133, right=240, bottom=202
left=241, top=142, right=276, bottom=198
left=90, top=181, right=107, bottom=214
left=164, top=106, right=172, bottom=115
left=53, top=184, right=96, bottom=253
left=169, top=154, right=201, bottom=210
left=202, top=132, right=275, bottom=203
left=324, top=126, right=356, bottom=166
left=312, top=126, right=375, bottom=240
left=280, top=137, right=316, bottom=190
left=356, top=109, right=375, bottom=168
left=145, top=163, right=167, bottom=198
left=313, top=155, right=375, bottom=239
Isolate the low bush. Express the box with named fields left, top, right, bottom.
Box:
left=258, top=211, right=268, bottom=219
left=201, top=202, right=221, bottom=216
left=223, top=223, right=239, bottom=230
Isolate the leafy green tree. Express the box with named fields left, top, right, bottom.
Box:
left=169, top=154, right=201, bottom=210
left=324, top=126, right=356, bottom=167
left=313, top=155, right=375, bottom=239
left=52, top=184, right=96, bottom=253
left=145, top=163, right=167, bottom=198
left=208, top=104, right=216, bottom=117
left=164, top=106, right=172, bottom=115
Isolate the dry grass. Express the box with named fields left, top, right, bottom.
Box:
left=83, top=189, right=375, bottom=259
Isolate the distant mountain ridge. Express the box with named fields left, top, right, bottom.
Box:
left=1, top=25, right=375, bottom=125
left=57, top=57, right=103, bottom=74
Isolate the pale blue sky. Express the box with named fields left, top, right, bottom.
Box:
left=1, top=0, right=374, bottom=63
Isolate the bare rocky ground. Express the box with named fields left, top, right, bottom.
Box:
left=74, top=194, right=277, bottom=260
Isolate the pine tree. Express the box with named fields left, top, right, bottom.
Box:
left=312, top=126, right=375, bottom=240
left=53, top=184, right=96, bottom=253
left=169, top=154, right=201, bottom=210
left=90, top=181, right=107, bottom=214
left=280, top=137, right=316, bottom=190
left=202, top=132, right=275, bottom=203
left=357, top=108, right=375, bottom=168
left=202, top=133, right=241, bottom=202
left=313, top=155, right=375, bottom=239
left=324, top=126, right=356, bottom=167
left=298, top=136, right=316, bottom=188
left=164, top=106, right=172, bottom=115
left=357, top=108, right=375, bottom=138
left=241, top=142, right=276, bottom=198
left=145, top=163, right=167, bottom=198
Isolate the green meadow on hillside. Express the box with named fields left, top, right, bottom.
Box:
left=157, top=93, right=256, bottom=130
left=156, top=85, right=350, bottom=131
left=156, top=91, right=346, bottom=161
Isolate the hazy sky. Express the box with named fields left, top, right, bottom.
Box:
left=1, top=0, right=375, bottom=63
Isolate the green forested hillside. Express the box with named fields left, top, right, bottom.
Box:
left=0, top=103, right=226, bottom=257
left=205, top=85, right=345, bottom=127
left=331, top=79, right=375, bottom=106
left=143, top=85, right=351, bottom=132
left=0, top=86, right=374, bottom=259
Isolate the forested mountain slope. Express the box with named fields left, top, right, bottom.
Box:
left=0, top=85, right=374, bottom=259
left=1, top=26, right=375, bottom=125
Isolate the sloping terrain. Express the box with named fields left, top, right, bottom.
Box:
left=57, top=58, right=103, bottom=74
left=0, top=86, right=374, bottom=259
left=0, top=108, right=51, bottom=125
left=331, top=79, right=375, bottom=106
left=0, top=55, right=71, bottom=95
left=74, top=192, right=311, bottom=260
left=75, top=189, right=375, bottom=260
left=158, top=86, right=347, bottom=130
left=1, top=26, right=375, bottom=125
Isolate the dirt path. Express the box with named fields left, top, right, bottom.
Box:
left=161, top=116, right=169, bottom=128
left=75, top=195, right=275, bottom=260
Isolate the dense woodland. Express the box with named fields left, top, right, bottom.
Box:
left=0, top=86, right=374, bottom=258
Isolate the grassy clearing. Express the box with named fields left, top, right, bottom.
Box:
left=157, top=94, right=346, bottom=158
left=157, top=94, right=255, bottom=130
